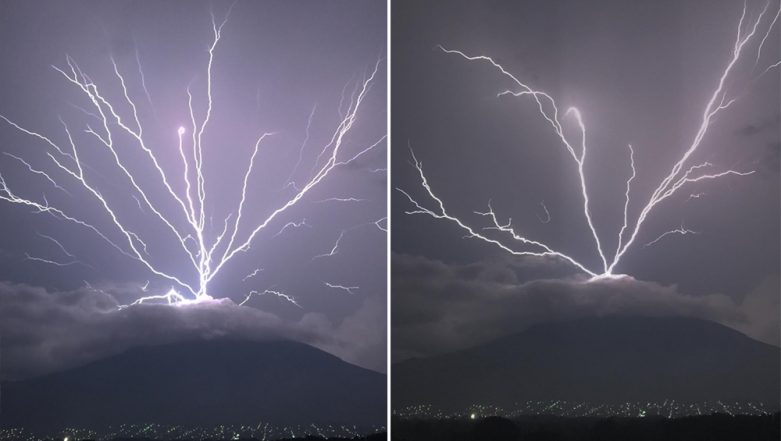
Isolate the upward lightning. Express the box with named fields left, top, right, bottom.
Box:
left=401, top=3, right=778, bottom=280
left=0, top=7, right=384, bottom=306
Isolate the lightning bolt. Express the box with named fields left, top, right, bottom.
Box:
left=755, top=1, right=781, bottom=67
left=314, top=197, right=367, bottom=203
left=28, top=232, right=95, bottom=270
left=401, top=3, right=778, bottom=280
left=313, top=230, right=345, bottom=260
left=373, top=217, right=388, bottom=232
left=130, top=194, right=145, bottom=213
left=3, top=153, right=72, bottom=196
left=284, top=104, right=317, bottom=189
left=273, top=219, right=311, bottom=238
left=536, top=201, right=551, bottom=224
left=399, top=151, right=598, bottom=277
left=134, top=46, right=154, bottom=110
left=37, top=232, right=76, bottom=258
left=0, top=6, right=385, bottom=307
left=239, top=289, right=301, bottom=308
left=644, top=226, right=700, bottom=247
left=323, top=282, right=359, bottom=295
left=24, top=252, right=80, bottom=268
left=121, top=287, right=191, bottom=309
left=242, top=268, right=263, bottom=282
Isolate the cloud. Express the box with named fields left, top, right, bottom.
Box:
left=730, top=274, right=781, bottom=347
left=392, top=253, right=776, bottom=362
left=323, top=294, right=387, bottom=373
left=0, top=281, right=385, bottom=380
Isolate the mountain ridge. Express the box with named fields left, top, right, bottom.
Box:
left=393, top=316, right=780, bottom=410
left=1, top=338, right=386, bottom=431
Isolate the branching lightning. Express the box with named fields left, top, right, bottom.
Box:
left=26, top=232, right=95, bottom=270
left=313, top=230, right=345, bottom=260
left=536, top=201, right=551, bottom=224
left=38, top=232, right=77, bottom=259
left=315, top=197, right=367, bottom=203
left=0, top=7, right=385, bottom=308
left=644, top=226, right=700, bottom=248
left=400, top=3, right=779, bottom=280
left=242, top=268, right=263, bottom=282
left=239, top=289, right=301, bottom=308
left=373, top=217, right=388, bottom=232
left=273, top=219, right=311, bottom=238
left=323, top=282, right=359, bottom=295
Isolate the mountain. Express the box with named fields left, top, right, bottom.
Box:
left=392, top=317, right=780, bottom=410
left=1, top=339, right=385, bottom=431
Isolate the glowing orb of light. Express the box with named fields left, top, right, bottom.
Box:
left=177, top=126, right=186, bottom=135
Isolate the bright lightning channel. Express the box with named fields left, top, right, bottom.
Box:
left=313, top=230, right=345, bottom=260
left=0, top=7, right=385, bottom=308
left=239, top=289, right=301, bottom=308
left=323, top=282, right=359, bottom=295
left=644, top=226, right=699, bottom=248
left=400, top=3, right=778, bottom=281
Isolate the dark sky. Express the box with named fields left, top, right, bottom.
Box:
left=392, top=0, right=779, bottom=361
left=0, top=0, right=387, bottom=378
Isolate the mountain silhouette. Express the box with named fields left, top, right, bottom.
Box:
left=393, top=316, right=780, bottom=410
left=1, top=339, right=385, bottom=431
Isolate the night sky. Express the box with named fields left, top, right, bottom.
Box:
left=392, top=0, right=779, bottom=362
left=0, top=0, right=387, bottom=379
left=0, top=0, right=778, bottom=403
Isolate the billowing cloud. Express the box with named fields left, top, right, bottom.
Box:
left=0, top=281, right=386, bottom=380
left=392, top=253, right=777, bottom=362
left=731, top=274, right=781, bottom=347
left=326, top=294, right=387, bottom=373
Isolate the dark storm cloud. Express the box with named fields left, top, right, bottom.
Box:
left=0, top=280, right=387, bottom=379
left=391, top=253, right=778, bottom=362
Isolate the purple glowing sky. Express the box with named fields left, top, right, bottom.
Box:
left=0, top=0, right=387, bottom=377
